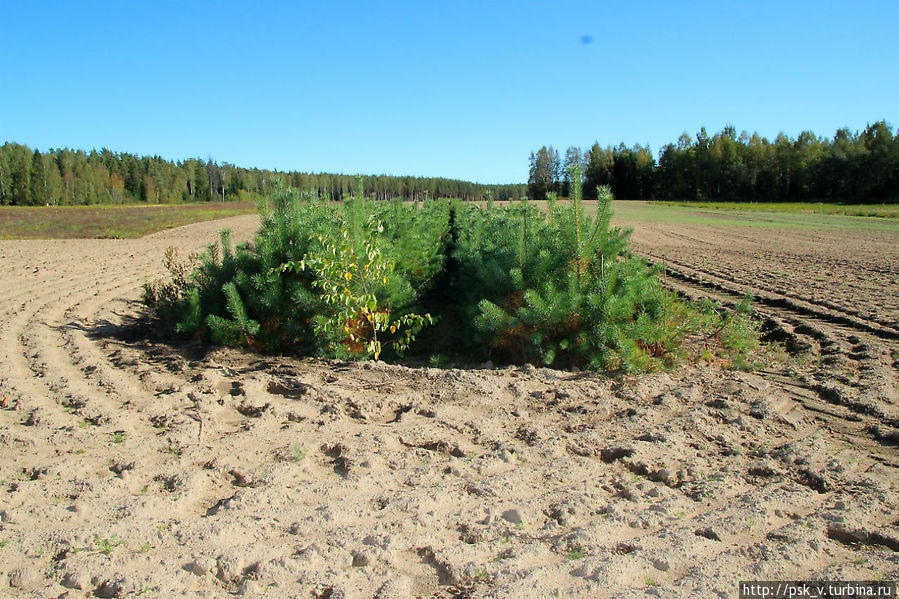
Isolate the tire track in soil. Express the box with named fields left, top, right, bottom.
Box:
left=0, top=219, right=262, bottom=575
left=626, top=222, right=899, bottom=441
left=624, top=214, right=899, bottom=330
left=4, top=256, right=173, bottom=414
left=649, top=251, right=899, bottom=338
left=0, top=270, right=110, bottom=418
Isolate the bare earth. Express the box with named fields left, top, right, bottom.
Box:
left=0, top=211, right=897, bottom=598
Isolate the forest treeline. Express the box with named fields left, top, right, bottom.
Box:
left=0, top=143, right=527, bottom=206
left=6, top=120, right=896, bottom=207
left=529, top=121, right=899, bottom=203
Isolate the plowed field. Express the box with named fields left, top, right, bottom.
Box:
left=0, top=205, right=896, bottom=598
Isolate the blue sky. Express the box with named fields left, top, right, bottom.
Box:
left=2, top=1, right=897, bottom=184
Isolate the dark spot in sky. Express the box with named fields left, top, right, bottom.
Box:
left=580, top=35, right=592, bottom=45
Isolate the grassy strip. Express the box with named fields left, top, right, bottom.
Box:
left=609, top=201, right=899, bottom=232
left=0, top=203, right=258, bottom=239
left=651, top=201, right=899, bottom=218
left=495, top=200, right=899, bottom=231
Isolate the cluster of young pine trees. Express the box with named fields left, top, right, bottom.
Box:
left=454, top=170, right=677, bottom=370
left=145, top=171, right=758, bottom=372
left=145, top=180, right=449, bottom=361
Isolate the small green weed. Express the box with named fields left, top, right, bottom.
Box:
left=94, top=535, right=124, bottom=556
left=567, top=547, right=586, bottom=560
left=113, top=432, right=126, bottom=444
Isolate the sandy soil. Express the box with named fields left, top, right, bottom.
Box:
left=620, top=209, right=899, bottom=334
left=0, top=213, right=897, bottom=598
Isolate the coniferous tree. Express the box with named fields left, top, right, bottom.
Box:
left=2, top=121, right=898, bottom=208
left=0, top=148, right=9, bottom=205
left=10, top=146, right=31, bottom=205
left=535, top=120, right=898, bottom=202
left=467, top=164, right=677, bottom=370
left=192, top=160, right=211, bottom=202
left=28, top=149, right=46, bottom=205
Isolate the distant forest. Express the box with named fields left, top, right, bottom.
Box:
left=0, top=143, right=527, bottom=206
left=5, top=121, right=896, bottom=207
left=530, top=120, right=899, bottom=203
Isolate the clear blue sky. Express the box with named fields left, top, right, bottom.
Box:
left=2, top=1, right=897, bottom=184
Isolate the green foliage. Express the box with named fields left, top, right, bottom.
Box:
left=281, top=210, right=433, bottom=360
left=28, top=149, right=45, bottom=206
left=193, top=161, right=211, bottom=202
left=146, top=176, right=761, bottom=372
left=567, top=547, right=586, bottom=560
left=459, top=165, right=681, bottom=371
left=534, top=120, right=899, bottom=203
left=0, top=142, right=526, bottom=206
left=206, top=282, right=261, bottom=347
left=147, top=179, right=441, bottom=359
left=94, top=534, right=124, bottom=556
left=528, top=146, right=560, bottom=201
left=146, top=181, right=324, bottom=353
